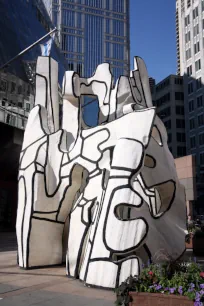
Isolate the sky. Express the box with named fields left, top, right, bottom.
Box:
left=130, top=0, right=177, bottom=83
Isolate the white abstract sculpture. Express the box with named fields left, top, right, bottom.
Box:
left=16, top=56, right=187, bottom=289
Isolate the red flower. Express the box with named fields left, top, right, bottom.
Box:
left=200, top=272, right=204, bottom=278
left=148, top=271, right=153, bottom=276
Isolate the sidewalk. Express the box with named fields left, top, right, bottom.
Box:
left=0, top=251, right=115, bottom=306
left=1, top=232, right=204, bottom=306
left=0, top=233, right=17, bottom=252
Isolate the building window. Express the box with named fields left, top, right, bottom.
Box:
left=10, top=82, right=16, bottom=94
left=174, top=78, right=183, bottom=85
left=155, top=92, right=170, bottom=107
left=0, top=79, right=8, bottom=92
left=193, top=24, right=199, bottom=36
left=189, top=100, right=194, bottom=112
left=190, top=118, right=195, bottom=130
left=186, top=48, right=191, bottom=60
left=200, top=152, right=204, bottom=165
left=18, top=102, right=23, bottom=108
left=177, top=132, right=186, bottom=142
left=195, top=59, right=201, bottom=71
left=76, top=63, right=83, bottom=76
left=187, top=65, right=192, bottom=76
left=193, top=6, right=199, bottom=19
left=188, top=82, right=193, bottom=94
left=177, top=146, right=186, bottom=157
left=1, top=98, right=7, bottom=106
left=158, top=107, right=171, bottom=119
left=26, top=103, right=30, bottom=112
left=68, top=63, right=74, bottom=70
left=168, top=133, right=172, bottom=143
left=197, top=95, right=203, bottom=108
left=18, top=85, right=23, bottom=95
left=190, top=136, right=196, bottom=149
left=175, top=92, right=184, bottom=100
left=194, top=41, right=200, bottom=54
left=199, top=133, right=204, bottom=146
left=164, top=120, right=171, bottom=130
left=196, top=77, right=202, bottom=90
left=155, top=79, right=170, bottom=92
left=198, top=114, right=204, bottom=127
left=27, top=85, right=30, bottom=96
left=176, top=105, right=185, bottom=115
left=185, top=31, right=191, bottom=43
left=185, top=14, right=190, bottom=25
left=176, top=119, right=185, bottom=128
left=6, top=114, right=16, bottom=126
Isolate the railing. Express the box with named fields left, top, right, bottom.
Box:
left=0, top=104, right=28, bottom=130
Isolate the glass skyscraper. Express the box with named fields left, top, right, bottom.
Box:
left=44, top=0, right=130, bottom=80
left=43, top=0, right=130, bottom=125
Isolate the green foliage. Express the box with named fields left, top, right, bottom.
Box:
left=115, top=260, right=204, bottom=306
left=188, top=223, right=199, bottom=234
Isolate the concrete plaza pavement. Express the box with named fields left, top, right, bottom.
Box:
left=1, top=232, right=204, bottom=306
left=0, top=234, right=115, bottom=306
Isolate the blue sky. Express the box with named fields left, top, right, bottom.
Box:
left=130, top=0, right=177, bottom=83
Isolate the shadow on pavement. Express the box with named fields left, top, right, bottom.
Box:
left=0, top=232, right=17, bottom=252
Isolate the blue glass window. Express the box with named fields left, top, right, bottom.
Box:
left=106, top=42, right=111, bottom=58
left=82, top=96, right=99, bottom=127
left=106, top=19, right=111, bottom=34
left=113, top=20, right=124, bottom=36
left=112, top=0, right=124, bottom=13
left=76, top=37, right=83, bottom=53
left=62, top=10, right=75, bottom=27
left=77, top=12, right=82, bottom=28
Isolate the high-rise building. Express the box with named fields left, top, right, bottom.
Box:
left=44, top=0, right=130, bottom=79
left=44, top=0, right=130, bottom=126
left=176, top=0, right=204, bottom=205
left=153, top=75, right=186, bottom=159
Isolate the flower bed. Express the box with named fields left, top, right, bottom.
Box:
left=115, top=261, right=204, bottom=306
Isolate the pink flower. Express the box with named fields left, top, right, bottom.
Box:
left=148, top=271, right=153, bottom=276
left=200, top=272, right=204, bottom=278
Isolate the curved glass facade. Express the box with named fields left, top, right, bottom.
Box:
left=0, top=0, right=67, bottom=84
left=0, top=0, right=67, bottom=130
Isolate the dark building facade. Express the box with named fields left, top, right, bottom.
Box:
left=153, top=75, right=186, bottom=159
left=0, top=0, right=67, bottom=84
left=0, top=0, right=67, bottom=231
